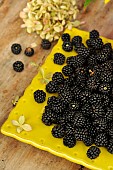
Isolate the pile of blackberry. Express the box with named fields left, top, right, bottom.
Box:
left=34, top=30, right=113, bottom=159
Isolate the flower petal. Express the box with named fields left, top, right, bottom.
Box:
left=17, top=127, right=23, bottom=133
left=12, top=120, right=20, bottom=126
left=19, top=115, right=25, bottom=125
left=22, top=124, right=32, bottom=131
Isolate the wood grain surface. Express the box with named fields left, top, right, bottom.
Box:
left=0, top=0, right=113, bottom=170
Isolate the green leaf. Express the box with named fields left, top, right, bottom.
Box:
left=84, top=0, right=93, bottom=7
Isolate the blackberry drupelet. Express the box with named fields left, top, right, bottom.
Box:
left=89, top=30, right=99, bottom=39
left=51, top=125, right=65, bottom=138
left=75, top=128, right=88, bottom=141
left=62, top=41, right=73, bottom=52
left=52, top=72, right=64, bottom=84
left=34, top=90, right=46, bottom=103
left=24, top=47, right=34, bottom=57
left=13, top=61, right=24, bottom=72
left=63, top=134, right=76, bottom=148
left=11, top=43, right=22, bottom=54
left=107, top=139, right=113, bottom=154
left=62, top=65, right=74, bottom=77
left=41, top=39, right=51, bottom=49
left=46, top=81, right=58, bottom=93
left=61, top=33, right=70, bottom=42
left=99, top=83, right=111, bottom=94
left=94, top=133, right=108, bottom=147
left=87, top=146, right=101, bottom=159
left=53, top=53, right=65, bottom=65
left=83, top=136, right=93, bottom=146
left=72, top=36, right=82, bottom=45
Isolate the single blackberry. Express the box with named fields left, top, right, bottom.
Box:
left=72, top=86, right=81, bottom=101
left=75, top=128, right=88, bottom=141
left=101, top=60, right=113, bottom=72
left=11, top=43, right=22, bottom=54
left=101, top=95, right=110, bottom=107
left=105, top=108, right=113, bottom=121
left=100, top=71, right=113, bottom=83
left=75, top=46, right=90, bottom=59
left=103, top=43, right=112, bottom=52
left=50, top=97, right=66, bottom=113
left=93, top=118, right=107, bottom=132
left=46, top=81, right=58, bottom=93
left=41, top=39, right=51, bottom=49
left=81, top=104, right=93, bottom=117
left=86, top=38, right=103, bottom=50
left=13, top=61, right=24, bottom=72
left=34, top=90, right=46, bottom=103
left=62, top=41, right=73, bottom=52
left=88, top=54, right=98, bottom=66
left=51, top=125, right=65, bottom=138
left=69, top=101, right=79, bottom=111
left=87, top=146, right=101, bottom=159
left=97, top=48, right=110, bottom=63
left=62, top=65, right=74, bottom=77
left=80, top=90, right=91, bottom=104
left=83, top=136, right=93, bottom=146
left=47, top=96, right=57, bottom=105
left=58, top=114, right=68, bottom=127
left=89, top=93, right=101, bottom=106
left=88, top=125, right=97, bottom=139
left=99, top=83, right=111, bottom=94
left=59, top=90, right=73, bottom=104
left=94, top=133, right=108, bottom=147
left=42, top=107, right=54, bottom=126
left=106, top=139, right=113, bottom=154
left=63, top=134, right=76, bottom=148
left=92, top=105, right=105, bottom=119
left=89, top=30, right=99, bottom=39
left=66, top=55, right=85, bottom=69
left=61, top=33, right=70, bottom=42
left=87, top=77, right=100, bottom=91
left=52, top=72, right=64, bottom=84
left=57, top=84, right=70, bottom=94
left=24, top=47, right=34, bottom=57
left=73, top=113, right=86, bottom=127
left=53, top=53, right=65, bottom=65
left=72, top=36, right=82, bottom=46
left=108, top=126, right=113, bottom=138
left=65, top=123, right=75, bottom=135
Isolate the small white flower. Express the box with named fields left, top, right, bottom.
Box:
left=12, top=115, right=32, bottom=133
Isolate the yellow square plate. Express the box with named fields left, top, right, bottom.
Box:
left=1, top=28, right=113, bottom=170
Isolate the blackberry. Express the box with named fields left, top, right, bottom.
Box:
left=107, top=139, right=113, bottom=154
left=47, top=96, right=57, bottom=105
left=101, top=60, right=113, bottom=72
left=101, top=95, right=110, bottom=107
left=75, top=46, right=90, bottom=59
left=72, top=36, right=82, bottom=45
left=42, top=107, right=54, bottom=126
left=11, top=43, right=22, bottom=54
left=93, top=118, right=107, bottom=132
left=99, top=83, right=111, bottom=94
left=75, top=128, right=88, bottom=141
left=83, top=136, right=93, bottom=146
left=103, top=43, right=112, bottom=52
left=105, top=108, right=113, bottom=121
left=69, top=101, right=79, bottom=111
left=108, top=126, right=113, bottom=138
left=73, top=113, right=86, bottom=127
left=81, top=104, right=93, bottom=117
left=72, top=86, right=81, bottom=101
left=94, top=133, right=108, bottom=147
left=53, top=53, right=65, bottom=65
left=80, top=90, right=91, bottom=104
left=89, top=93, right=101, bottom=106
left=88, top=54, right=98, bottom=66
left=92, top=105, right=105, bottom=119
left=13, top=61, right=24, bottom=72
left=87, top=77, right=99, bottom=91
left=41, top=39, right=51, bottom=49
left=58, top=84, right=70, bottom=94
left=61, top=33, right=70, bottom=42
left=88, top=125, right=97, bottom=139
left=87, top=146, right=101, bottom=159
left=65, top=123, right=75, bottom=135
left=100, top=71, right=113, bottom=83
left=86, top=38, right=103, bottom=50
left=97, top=48, right=110, bottom=63
left=50, top=97, right=66, bottom=113
left=59, top=90, right=73, bottom=104
left=66, top=55, right=85, bottom=68
left=52, top=72, right=64, bottom=84
left=62, top=41, right=73, bottom=52
left=24, top=47, right=34, bottom=57
left=62, top=65, right=74, bottom=77
left=89, top=30, right=99, bottom=39
left=34, top=90, right=46, bottom=103
left=46, top=81, right=58, bottom=93
left=51, top=125, right=65, bottom=138
left=63, top=134, right=76, bottom=148
left=66, top=111, right=75, bottom=123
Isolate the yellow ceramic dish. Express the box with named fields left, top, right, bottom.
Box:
left=1, top=28, right=113, bottom=170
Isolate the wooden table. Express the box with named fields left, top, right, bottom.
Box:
left=0, top=1, right=113, bottom=169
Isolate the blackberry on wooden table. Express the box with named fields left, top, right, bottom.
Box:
left=24, top=47, right=34, bottom=57
left=53, top=53, right=65, bottom=65
left=87, top=146, right=101, bottom=159
left=13, top=61, right=24, bottom=72
left=34, top=90, right=46, bottom=103
left=11, top=43, right=22, bottom=54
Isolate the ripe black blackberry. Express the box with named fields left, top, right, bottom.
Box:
left=94, top=133, right=108, bottom=147
left=47, top=96, right=57, bottom=105
left=81, top=104, right=93, bottom=117
left=75, top=46, right=90, bottom=59
left=46, top=81, right=58, bottom=93
left=101, top=60, right=113, bottom=72
left=57, top=84, right=70, bottom=94
left=13, top=61, right=24, bottom=72
left=88, top=125, right=97, bottom=139
left=80, top=90, right=91, bottom=104
left=105, top=108, right=113, bottom=121
left=106, top=139, right=113, bottom=154
left=69, top=101, right=79, bottom=111
left=61, top=33, right=70, bottom=42
left=83, top=136, right=93, bottom=146
left=99, top=83, right=111, bottom=94
left=73, top=113, right=86, bottom=127
left=59, top=90, right=73, bottom=104
left=86, top=38, right=103, bottom=50
left=89, top=93, right=102, bottom=106
left=62, top=65, right=74, bottom=77
left=51, top=125, right=65, bottom=138
left=88, top=54, right=98, bottom=66
left=87, top=77, right=100, bottom=91
left=72, top=86, right=81, bottom=101
left=52, top=72, right=64, bottom=84
left=87, top=146, right=101, bottom=159
left=11, top=43, right=22, bottom=54
left=101, top=95, right=110, bottom=107
left=103, top=43, right=112, bottom=53
left=89, top=30, right=99, bottom=39
left=97, top=48, right=110, bottom=63
left=63, top=134, right=76, bottom=148
left=75, top=128, right=88, bottom=141
left=100, top=71, right=113, bottom=83
left=72, top=36, right=82, bottom=46
left=108, top=126, right=113, bottom=138
left=41, top=39, right=51, bottom=49
left=24, top=47, right=34, bottom=57
left=92, top=105, right=105, bottom=119
left=34, top=89, right=46, bottom=103
left=42, top=107, right=54, bottom=126
left=66, top=55, right=85, bottom=69
left=53, top=53, right=65, bottom=65
left=50, top=97, right=66, bottom=113
left=65, top=123, right=75, bottom=135
left=93, top=118, right=107, bottom=132
left=62, top=41, right=73, bottom=52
